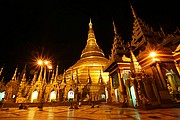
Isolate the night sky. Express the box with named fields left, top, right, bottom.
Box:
left=0, top=0, right=179, bottom=82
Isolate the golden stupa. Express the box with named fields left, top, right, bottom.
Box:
left=65, top=19, right=109, bottom=85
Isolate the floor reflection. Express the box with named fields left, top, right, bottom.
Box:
left=27, top=108, right=36, bottom=120
left=47, top=107, right=54, bottom=120
left=67, top=108, right=74, bottom=120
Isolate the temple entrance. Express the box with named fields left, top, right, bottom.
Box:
left=130, top=86, right=136, bottom=107
left=0, top=91, right=5, bottom=101
left=101, top=94, right=105, bottom=101
left=50, top=91, right=56, bottom=102
left=31, top=91, right=38, bottom=102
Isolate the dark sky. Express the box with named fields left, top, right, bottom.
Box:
left=0, top=0, right=179, bottom=81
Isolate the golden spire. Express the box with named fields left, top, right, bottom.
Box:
left=12, top=67, right=18, bottom=81
left=89, top=18, right=92, bottom=28
left=0, top=66, right=3, bottom=76
left=55, top=65, right=59, bottom=78
left=31, top=71, right=38, bottom=85
left=112, top=19, right=118, bottom=35
left=38, top=66, right=43, bottom=81
left=21, top=73, right=26, bottom=82
left=50, top=70, right=54, bottom=84
left=54, top=65, right=59, bottom=83
left=1, top=77, right=4, bottom=83
left=130, top=3, right=137, bottom=19
left=160, top=26, right=166, bottom=37
left=88, top=18, right=95, bottom=39
left=130, top=49, right=141, bottom=73
left=81, top=18, right=105, bottom=58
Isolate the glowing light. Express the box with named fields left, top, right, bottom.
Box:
left=44, top=60, right=49, bottom=65
left=37, top=59, right=52, bottom=69
left=31, top=91, right=38, bottom=102
left=13, top=95, right=16, bottom=98
left=0, top=91, right=5, bottom=101
left=50, top=91, right=56, bottom=101
left=48, top=65, right=52, bottom=69
left=37, top=60, right=43, bottom=65
left=150, top=52, right=156, bottom=58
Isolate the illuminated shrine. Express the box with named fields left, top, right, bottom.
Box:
left=0, top=3, right=179, bottom=110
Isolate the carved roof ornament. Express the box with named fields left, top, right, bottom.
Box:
left=122, top=55, right=131, bottom=62
left=110, top=20, right=129, bottom=61
left=173, top=44, right=180, bottom=57
left=174, top=44, right=180, bottom=53
left=130, top=3, right=160, bottom=54
left=130, top=48, right=142, bottom=73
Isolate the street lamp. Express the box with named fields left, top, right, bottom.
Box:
left=37, top=59, right=52, bottom=110
left=149, top=52, right=156, bottom=58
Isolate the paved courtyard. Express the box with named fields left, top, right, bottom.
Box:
left=0, top=104, right=180, bottom=120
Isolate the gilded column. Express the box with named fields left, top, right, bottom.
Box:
left=109, top=76, right=115, bottom=102
left=117, top=70, right=126, bottom=103
left=166, top=72, right=177, bottom=91
left=156, top=62, right=166, bottom=88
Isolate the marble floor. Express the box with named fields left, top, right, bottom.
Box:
left=0, top=104, right=180, bottom=120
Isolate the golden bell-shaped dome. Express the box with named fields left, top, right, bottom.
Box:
left=65, top=19, right=109, bottom=84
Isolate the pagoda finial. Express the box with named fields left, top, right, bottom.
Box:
left=1, top=77, right=4, bottom=83
left=89, top=18, right=92, bottom=28
left=88, top=18, right=95, bottom=39
left=0, top=66, right=4, bottom=76
left=50, top=70, right=55, bottom=84
left=160, top=26, right=166, bottom=37
left=21, top=73, right=26, bottom=82
left=130, top=3, right=137, bottom=19
left=12, top=67, right=18, bottom=81
left=80, top=18, right=105, bottom=58
left=112, top=19, right=118, bottom=35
